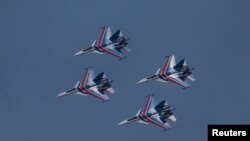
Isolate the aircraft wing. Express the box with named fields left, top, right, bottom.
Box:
left=141, top=95, right=171, bottom=130
left=169, top=55, right=176, bottom=69
left=87, top=86, right=109, bottom=101
left=97, top=26, right=112, bottom=47
left=96, top=26, right=126, bottom=59
left=104, top=26, right=112, bottom=40
left=103, top=26, right=112, bottom=45
left=141, top=95, right=156, bottom=116
left=147, top=111, right=172, bottom=130
left=102, top=44, right=126, bottom=60
left=160, top=55, right=175, bottom=75
left=167, top=73, right=190, bottom=89
left=80, top=67, right=95, bottom=89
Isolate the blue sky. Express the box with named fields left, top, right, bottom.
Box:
left=0, top=0, right=250, bottom=141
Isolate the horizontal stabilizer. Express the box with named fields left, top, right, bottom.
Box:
left=164, top=122, right=172, bottom=129
left=168, top=115, right=177, bottom=122
left=187, top=74, right=195, bottom=81
left=122, top=47, right=131, bottom=52
left=106, top=87, right=115, bottom=94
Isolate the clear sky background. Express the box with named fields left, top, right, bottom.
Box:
left=0, top=0, right=250, bottom=141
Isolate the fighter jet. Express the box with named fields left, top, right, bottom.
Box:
left=74, top=26, right=130, bottom=60
left=118, top=94, right=176, bottom=130
left=137, top=55, right=195, bottom=89
left=57, top=67, right=115, bottom=101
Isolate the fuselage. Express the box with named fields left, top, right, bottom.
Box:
left=95, top=39, right=128, bottom=52
left=163, top=66, right=193, bottom=80
left=121, top=110, right=173, bottom=125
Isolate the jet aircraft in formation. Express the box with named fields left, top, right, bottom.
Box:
left=58, top=26, right=196, bottom=131
left=74, top=26, right=130, bottom=60
left=137, top=55, right=195, bottom=89
left=118, top=94, right=176, bottom=130
left=57, top=67, right=114, bottom=102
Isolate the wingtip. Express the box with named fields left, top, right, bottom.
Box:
left=162, top=127, right=171, bottom=131
left=84, top=66, right=92, bottom=70
left=146, top=94, right=155, bottom=97
left=102, top=98, right=110, bottom=103
left=182, top=86, right=190, bottom=89
left=165, top=54, right=174, bottom=58
left=118, top=57, right=127, bottom=61
left=100, top=25, right=109, bottom=29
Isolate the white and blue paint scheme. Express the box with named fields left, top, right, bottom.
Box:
left=137, top=55, right=195, bottom=89
left=57, top=67, right=114, bottom=102
left=74, top=26, right=130, bottom=60
left=118, top=94, right=176, bottom=130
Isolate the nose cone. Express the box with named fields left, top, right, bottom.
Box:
left=57, top=92, right=69, bottom=97
left=118, top=120, right=129, bottom=126
left=137, top=79, right=148, bottom=84
left=73, top=50, right=84, bottom=57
